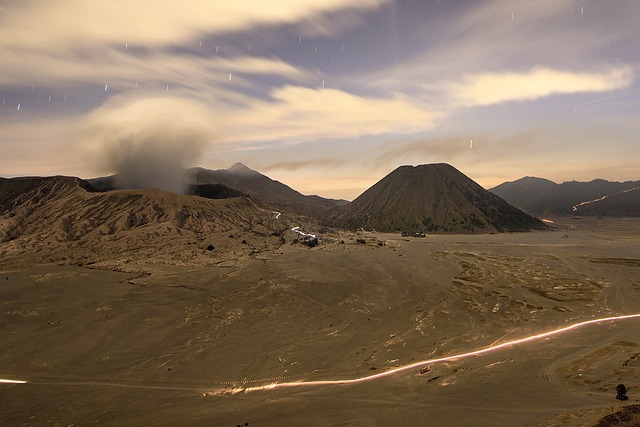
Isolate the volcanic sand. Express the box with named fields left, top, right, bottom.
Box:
left=1, top=217, right=640, bottom=426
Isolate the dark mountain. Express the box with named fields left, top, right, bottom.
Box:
left=189, top=163, right=347, bottom=217
left=488, top=177, right=558, bottom=215
left=327, top=164, right=546, bottom=233
left=490, top=177, right=640, bottom=216
left=188, top=183, right=249, bottom=199
left=87, top=163, right=347, bottom=218
left=83, top=175, right=118, bottom=192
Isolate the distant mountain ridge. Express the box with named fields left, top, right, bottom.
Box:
left=88, top=163, right=347, bottom=218
left=327, top=164, right=546, bottom=233
left=490, top=177, right=640, bottom=216
left=2, top=164, right=548, bottom=251
left=189, top=163, right=348, bottom=217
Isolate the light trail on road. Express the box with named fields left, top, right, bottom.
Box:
left=291, top=226, right=316, bottom=239
left=0, top=378, right=27, bottom=384
left=2, top=314, right=639, bottom=394
left=241, top=313, right=640, bottom=393
left=257, top=207, right=281, bottom=219
left=572, top=187, right=640, bottom=212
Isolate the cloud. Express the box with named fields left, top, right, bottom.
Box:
left=450, top=67, right=634, bottom=107
left=258, top=158, right=345, bottom=172
left=79, top=95, right=216, bottom=193
left=0, top=45, right=306, bottom=93
left=0, top=0, right=384, bottom=98
left=370, top=130, right=544, bottom=169
left=224, top=85, right=439, bottom=143
left=362, top=1, right=640, bottom=105
left=0, top=1, right=388, bottom=50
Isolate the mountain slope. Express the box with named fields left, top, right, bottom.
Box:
left=189, top=163, right=347, bottom=217
left=87, top=163, right=347, bottom=218
left=327, top=164, right=545, bottom=233
left=0, top=176, right=284, bottom=266
left=490, top=177, right=640, bottom=216
left=488, top=177, right=558, bottom=215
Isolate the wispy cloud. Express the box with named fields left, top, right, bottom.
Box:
left=258, top=158, right=345, bottom=172
left=0, top=1, right=385, bottom=103
left=0, top=1, right=389, bottom=49
left=449, top=67, right=634, bottom=107
left=371, top=131, right=542, bottom=168
left=363, top=1, right=640, bottom=101
left=225, top=85, right=439, bottom=143
left=0, top=45, right=307, bottom=91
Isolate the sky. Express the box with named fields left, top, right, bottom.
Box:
left=1, top=0, right=639, bottom=200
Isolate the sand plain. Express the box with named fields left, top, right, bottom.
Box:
left=1, top=217, right=639, bottom=426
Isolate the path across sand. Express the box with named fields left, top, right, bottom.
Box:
left=4, top=313, right=639, bottom=396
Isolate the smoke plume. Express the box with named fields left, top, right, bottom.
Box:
left=81, top=96, right=215, bottom=193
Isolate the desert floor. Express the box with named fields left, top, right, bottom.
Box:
left=1, top=217, right=639, bottom=426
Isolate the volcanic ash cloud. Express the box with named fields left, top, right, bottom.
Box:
left=81, top=96, right=215, bottom=194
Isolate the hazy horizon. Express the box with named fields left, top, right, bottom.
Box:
left=3, top=160, right=639, bottom=203
left=1, top=1, right=639, bottom=200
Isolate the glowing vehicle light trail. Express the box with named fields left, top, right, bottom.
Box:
left=291, top=226, right=316, bottom=239
left=3, top=315, right=640, bottom=395
left=239, top=313, right=640, bottom=393
left=257, top=208, right=281, bottom=219
left=0, top=378, right=27, bottom=384
left=572, top=187, right=640, bottom=212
